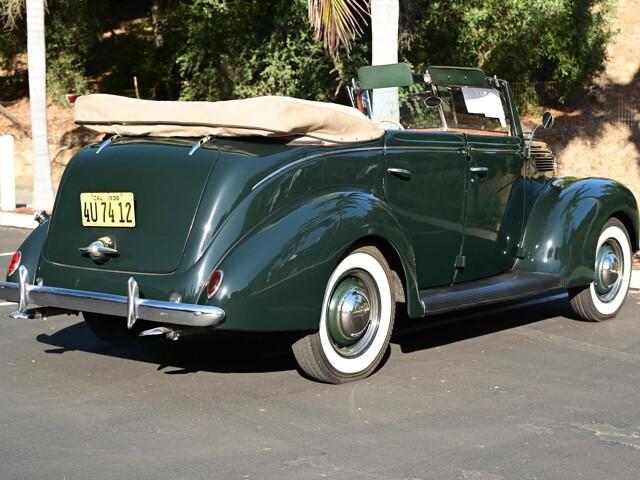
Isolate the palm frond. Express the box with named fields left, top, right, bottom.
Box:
left=308, top=0, right=370, bottom=58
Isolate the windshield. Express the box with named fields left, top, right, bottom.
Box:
left=372, top=83, right=512, bottom=134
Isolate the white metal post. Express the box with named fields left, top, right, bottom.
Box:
left=0, top=135, right=16, bottom=211
left=371, top=0, right=400, bottom=123
left=26, top=0, right=54, bottom=211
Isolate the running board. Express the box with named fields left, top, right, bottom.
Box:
left=420, top=271, right=564, bottom=315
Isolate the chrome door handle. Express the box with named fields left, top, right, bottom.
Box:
left=387, top=167, right=411, bottom=179
left=469, top=166, right=489, bottom=174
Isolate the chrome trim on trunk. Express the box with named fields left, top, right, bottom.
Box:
left=0, top=266, right=225, bottom=328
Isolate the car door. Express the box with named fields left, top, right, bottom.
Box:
left=454, top=134, right=526, bottom=283
left=384, top=130, right=468, bottom=288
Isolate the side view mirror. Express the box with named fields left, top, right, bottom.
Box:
left=527, top=111, right=554, bottom=156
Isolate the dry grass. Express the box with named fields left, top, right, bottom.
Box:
left=530, top=0, right=640, bottom=204
left=556, top=123, right=640, bottom=197
left=0, top=98, right=100, bottom=192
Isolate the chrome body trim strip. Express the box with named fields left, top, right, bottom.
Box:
left=0, top=267, right=225, bottom=328
left=468, top=146, right=520, bottom=152
left=385, top=145, right=464, bottom=153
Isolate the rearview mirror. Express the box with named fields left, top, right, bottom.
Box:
left=424, top=96, right=442, bottom=108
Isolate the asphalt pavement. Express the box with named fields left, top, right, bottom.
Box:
left=1, top=226, right=639, bottom=480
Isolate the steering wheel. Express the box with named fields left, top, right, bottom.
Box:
left=375, top=118, right=405, bottom=130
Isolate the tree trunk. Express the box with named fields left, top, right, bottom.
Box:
left=151, top=0, right=163, bottom=48
left=0, top=103, right=29, bottom=138
left=370, top=0, right=399, bottom=123
left=26, top=0, right=54, bottom=211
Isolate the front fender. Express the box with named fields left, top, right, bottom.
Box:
left=6, top=221, right=49, bottom=283
left=204, top=190, right=421, bottom=332
left=515, top=177, right=639, bottom=287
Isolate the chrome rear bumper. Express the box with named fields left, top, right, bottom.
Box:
left=0, top=266, right=225, bottom=329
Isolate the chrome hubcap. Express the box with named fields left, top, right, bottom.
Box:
left=599, top=252, right=620, bottom=288
left=338, top=288, right=371, bottom=339
left=327, top=270, right=380, bottom=358
left=594, top=239, right=624, bottom=302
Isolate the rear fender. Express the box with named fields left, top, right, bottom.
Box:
left=204, top=190, right=422, bottom=332
left=6, top=222, right=49, bottom=283
left=515, top=177, right=639, bottom=287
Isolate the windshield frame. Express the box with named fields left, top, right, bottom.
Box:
left=350, top=67, right=523, bottom=138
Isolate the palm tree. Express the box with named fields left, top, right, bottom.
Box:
left=308, top=0, right=399, bottom=122
left=26, top=0, right=54, bottom=210
left=307, top=0, right=369, bottom=58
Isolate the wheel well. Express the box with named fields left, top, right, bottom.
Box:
left=345, top=236, right=407, bottom=303
left=612, top=211, right=639, bottom=252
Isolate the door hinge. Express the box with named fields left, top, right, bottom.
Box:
left=454, top=255, right=466, bottom=269
left=514, top=246, right=528, bottom=259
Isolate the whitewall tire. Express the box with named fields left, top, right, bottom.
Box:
left=291, top=246, right=396, bottom=383
left=569, top=218, right=633, bottom=321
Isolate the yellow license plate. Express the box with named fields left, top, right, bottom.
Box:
left=80, top=192, right=136, bottom=227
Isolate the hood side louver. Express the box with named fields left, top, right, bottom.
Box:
left=530, top=140, right=556, bottom=175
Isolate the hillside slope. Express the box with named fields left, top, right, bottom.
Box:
left=542, top=0, right=640, bottom=202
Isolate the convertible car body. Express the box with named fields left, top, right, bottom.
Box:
left=2, top=63, right=638, bottom=383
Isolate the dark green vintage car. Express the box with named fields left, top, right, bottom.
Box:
left=1, top=63, right=638, bottom=383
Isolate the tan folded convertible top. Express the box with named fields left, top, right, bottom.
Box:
left=74, top=94, right=384, bottom=145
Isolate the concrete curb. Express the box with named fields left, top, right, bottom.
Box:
left=631, top=269, right=640, bottom=291
left=0, top=211, right=37, bottom=230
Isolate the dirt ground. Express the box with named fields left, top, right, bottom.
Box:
left=525, top=0, right=640, bottom=202
left=0, top=97, right=99, bottom=198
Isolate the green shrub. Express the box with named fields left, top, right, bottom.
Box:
left=400, top=0, right=615, bottom=109
left=1, top=0, right=616, bottom=110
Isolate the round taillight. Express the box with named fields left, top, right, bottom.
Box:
left=207, top=270, right=223, bottom=299
left=7, top=251, right=21, bottom=277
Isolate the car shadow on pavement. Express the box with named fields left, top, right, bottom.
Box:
left=37, top=324, right=298, bottom=375
left=35, top=294, right=576, bottom=376
left=392, top=293, right=576, bottom=354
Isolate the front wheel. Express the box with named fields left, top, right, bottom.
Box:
left=292, top=246, right=396, bottom=384
left=569, top=218, right=633, bottom=321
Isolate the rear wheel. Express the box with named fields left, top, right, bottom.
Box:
left=569, top=218, right=632, bottom=321
left=83, top=312, right=144, bottom=346
left=292, top=246, right=396, bottom=384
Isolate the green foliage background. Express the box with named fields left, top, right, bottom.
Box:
left=0, top=0, right=615, bottom=107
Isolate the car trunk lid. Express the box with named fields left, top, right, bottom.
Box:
left=44, top=139, right=219, bottom=274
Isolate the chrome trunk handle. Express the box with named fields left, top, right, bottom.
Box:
left=78, top=236, right=119, bottom=263
left=78, top=244, right=118, bottom=255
